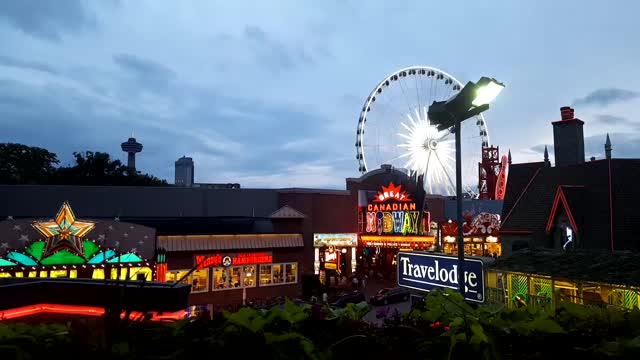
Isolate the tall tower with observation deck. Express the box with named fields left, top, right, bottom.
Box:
left=121, top=131, right=143, bottom=171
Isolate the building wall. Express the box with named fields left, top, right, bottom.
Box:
left=0, top=185, right=278, bottom=218
left=276, top=190, right=358, bottom=278
left=167, top=248, right=304, bottom=307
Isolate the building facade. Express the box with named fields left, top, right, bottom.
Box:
left=174, top=156, right=194, bottom=187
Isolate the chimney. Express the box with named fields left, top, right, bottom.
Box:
left=552, top=106, right=585, bottom=167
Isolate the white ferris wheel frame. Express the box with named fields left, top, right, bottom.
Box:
left=355, top=66, right=491, bottom=175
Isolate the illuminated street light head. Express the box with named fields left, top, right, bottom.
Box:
left=472, top=77, right=505, bottom=107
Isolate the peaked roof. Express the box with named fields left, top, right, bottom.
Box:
left=545, top=185, right=584, bottom=233
left=269, top=205, right=306, bottom=219
left=500, top=159, right=640, bottom=251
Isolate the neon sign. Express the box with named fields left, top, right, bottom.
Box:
left=362, top=183, right=429, bottom=236
left=373, top=182, right=412, bottom=203
left=195, top=252, right=273, bottom=269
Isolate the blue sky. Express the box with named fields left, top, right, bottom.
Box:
left=1, top=0, right=639, bottom=188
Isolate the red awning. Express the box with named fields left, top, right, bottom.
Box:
left=158, top=234, right=304, bottom=252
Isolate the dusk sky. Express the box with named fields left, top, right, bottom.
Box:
left=1, top=1, right=639, bottom=188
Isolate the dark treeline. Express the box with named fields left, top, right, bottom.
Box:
left=0, top=143, right=167, bottom=186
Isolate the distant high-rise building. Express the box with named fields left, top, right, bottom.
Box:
left=121, top=132, right=143, bottom=171
left=175, top=156, right=194, bottom=186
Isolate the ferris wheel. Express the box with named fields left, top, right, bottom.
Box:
left=355, top=66, right=490, bottom=197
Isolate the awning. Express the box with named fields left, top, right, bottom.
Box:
left=158, top=233, right=304, bottom=252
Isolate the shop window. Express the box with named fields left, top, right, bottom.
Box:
left=259, top=263, right=298, bottom=286
left=167, top=270, right=191, bottom=285
left=260, top=265, right=273, bottom=286
left=209, top=266, right=258, bottom=291
left=191, top=269, right=209, bottom=292
left=243, top=266, right=256, bottom=288
left=272, top=264, right=284, bottom=284
left=213, top=267, right=242, bottom=290
left=167, top=269, right=208, bottom=293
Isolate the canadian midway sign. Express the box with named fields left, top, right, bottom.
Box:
left=397, top=251, right=485, bottom=303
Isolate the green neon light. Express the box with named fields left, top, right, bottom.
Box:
left=40, top=250, right=86, bottom=265
left=0, top=258, right=17, bottom=266
left=87, top=250, right=117, bottom=264
left=25, top=241, right=46, bottom=260
left=108, top=253, right=144, bottom=263
left=7, top=252, right=38, bottom=266
left=83, top=241, right=100, bottom=259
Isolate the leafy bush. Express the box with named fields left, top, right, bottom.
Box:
left=1, top=292, right=640, bottom=359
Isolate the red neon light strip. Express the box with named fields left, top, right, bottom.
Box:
left=545, top=186, right=581, bottom=234
left=501, top=168, right=542, bottom=228
left=0, top=303, right=186, bottom=321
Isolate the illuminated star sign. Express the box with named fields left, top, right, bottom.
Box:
left=373, top=182, right=413, bottom=203
left=32, top=202, right=95, bottom=257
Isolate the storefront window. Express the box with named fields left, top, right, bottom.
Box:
left=191, top=269, right=209, bottom=292
left=166, top=269, right=208, bottom=293
left=260, top=265, right=273, bottom=285
left=272, top=264, right=283, bottom=284
left=259, top=263, right=298, bottom=286
left=166, top=270, right=191, bottom=285
left=285, top=263, right=297, bottom=283
left=213, top=266, right=253, bottom=290
left=243, top=266, right=256, bottom=287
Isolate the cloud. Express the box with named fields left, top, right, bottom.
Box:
left=594, top=114, right=632, bottom=125
left=0, top=59, right=346, bottom=185
left=113, top=53, right=176, bottom=90
left=216, top=161, right=349, bottom=189
left=0, top=0, right=96, bottom=41
left=572, top=88, right=639, bottom=107
left=584, top=133, right=640, bottom=160
left=242, top=25, right=315, bottom=72
left=530, top=144, right=553, bottom=154
left=0, top=55, right=58, bottom=75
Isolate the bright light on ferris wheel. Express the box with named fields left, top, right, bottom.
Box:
left=397, top=106, right=456, bottom=195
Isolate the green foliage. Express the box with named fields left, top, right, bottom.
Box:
left=3, top=294, right=640, bottom=359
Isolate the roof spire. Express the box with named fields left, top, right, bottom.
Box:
left=544, top=145, right=551, bottom=167
left=605, top=133, right=612, bottom=159
left=131, top=129, right=135, bottom=139
left=507, top=149, right=512, bottom=165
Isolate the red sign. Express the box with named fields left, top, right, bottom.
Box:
left=373, top=182, right=412, bottom=203
left=195, top=252, right=273, bottom=269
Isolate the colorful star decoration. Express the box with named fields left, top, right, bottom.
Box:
left=32, top=202, right=95, bottom=258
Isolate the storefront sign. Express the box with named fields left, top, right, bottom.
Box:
left=397, top=252, right=485, bottom=303
left=362, top=183, right=429, bottom=236
left=360, top=235, right=434, bottom=249
left=195, top=252, right=273, bottom=269
left=313, top=233, right=358, bottom=247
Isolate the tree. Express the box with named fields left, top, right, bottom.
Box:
left=0, top=144, right=168, bottom=186
left=0, top=143, right=59, bottom=184
left=53, top=151, right=168, bottom=186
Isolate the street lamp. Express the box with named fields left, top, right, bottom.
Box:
left=428, top=77, right=504, bottom=297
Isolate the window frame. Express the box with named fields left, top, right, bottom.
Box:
left=211, top=265, right=256, bottom=291
left=167, top=268, right=209, bottom=294
left=258, top=262, right=298, bottom=287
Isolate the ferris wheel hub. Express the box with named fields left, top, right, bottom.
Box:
left=426, top=139, right=439, bottom=150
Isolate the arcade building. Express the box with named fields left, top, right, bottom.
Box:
left=0, top=202, right=159, bottom=281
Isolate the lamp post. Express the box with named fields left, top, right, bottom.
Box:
left=428, top=77, right=504, bottom=296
